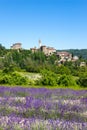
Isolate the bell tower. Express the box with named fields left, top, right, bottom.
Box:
left=38, top=39, right=42, bottom=48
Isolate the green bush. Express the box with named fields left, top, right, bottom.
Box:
left=0, top=74, right=12, bottom=84
left=11, top=72, right=28, bottom=85
left=77, top=74, right=87, bottom=87
left=39, top=69, right=58, bottom=86
left=57, top=74, right=76, bottom=86
left=0, top=72, right=28, bottom=85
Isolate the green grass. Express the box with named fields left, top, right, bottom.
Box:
left=0, top=84, right=87, bottom=90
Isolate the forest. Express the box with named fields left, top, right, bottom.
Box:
left=0, top=43, right=87, bottom=88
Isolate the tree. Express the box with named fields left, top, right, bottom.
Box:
left=47, top=54, right=57, bottom=64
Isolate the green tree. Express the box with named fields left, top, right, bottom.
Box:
left=0, top=44, right=7, bottom=56
left=47, top=54, right=57, bottom=64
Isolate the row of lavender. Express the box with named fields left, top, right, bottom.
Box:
left=0, top=86, right=87, bottom=130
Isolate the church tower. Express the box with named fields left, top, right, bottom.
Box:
left=38, top=39, right=42, bottom=48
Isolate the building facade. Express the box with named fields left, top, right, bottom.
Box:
left=40, top=46, right=56, bottom=55
left=30, top=40, right=56, bottom=55
left=56, top=51, right=72, bottom=61
left=11, top=43, right=22, bottom=50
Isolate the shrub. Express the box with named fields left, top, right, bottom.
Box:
left=0, top=74, right=12, bottom=84
left=57, top=74, right=76, bottom=86
left=10, top=72, right=28, bottom=85
left=77, top=75, right=87, bottom=87
left=39, top=69, right=58, bottom=86
left=0, top=72, right=28, bottom=85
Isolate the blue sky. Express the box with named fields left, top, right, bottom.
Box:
left=0, top=0, right=87, bottom=49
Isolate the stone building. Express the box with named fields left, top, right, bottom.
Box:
left=80, top=62, right=86, bottom=67
left=30, top=45, right=56, bottom=55
left=10, top=43, right=22, bottom=50
left=72, top=56, right=79, bottom=61
left=30, top=47, right=38, bottom=53
left=30, top=40, right=56, bottom=55
left=56, top=51, right=72, bottom=61
left=40, top=46, right=56, bottom=55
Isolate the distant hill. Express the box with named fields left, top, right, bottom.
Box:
left=57, top=49, right=87, bottom=60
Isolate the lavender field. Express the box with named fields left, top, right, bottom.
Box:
left=0, top=86, right=87, bottom=130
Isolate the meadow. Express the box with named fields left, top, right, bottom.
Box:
left=0, top=86, right=87, bottom=130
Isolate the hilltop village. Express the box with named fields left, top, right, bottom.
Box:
left=0, top=41, right=87, bottom=87
left=10, top=41, right=86, bottom=67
